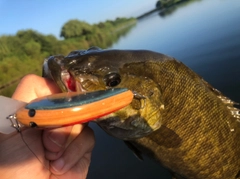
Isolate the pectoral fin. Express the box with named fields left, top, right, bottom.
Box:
left=124, top=141, right=143, bottom=161
left=171, top=172, right=186, bottom=179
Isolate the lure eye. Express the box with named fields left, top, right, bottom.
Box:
left=104, top=73, right=121, bottom=87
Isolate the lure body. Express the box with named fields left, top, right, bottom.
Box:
left=15, top=88, right=133, bottom=128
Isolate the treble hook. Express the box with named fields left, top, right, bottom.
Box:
left=7, top=114, right=22, bottom=132
left=132, top=91, right=146, bottom=109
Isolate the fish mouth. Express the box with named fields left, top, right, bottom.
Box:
left=43, top=57, right=86, bottom=93
left=60, top=70, right=86, bottom=92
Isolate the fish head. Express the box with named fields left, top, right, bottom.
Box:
left=43, top=47, right=165, bottom=140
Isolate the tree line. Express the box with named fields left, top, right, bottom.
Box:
left=156, top=0, right=190, bottom=8
left=0, top=17, right=136, bottom=96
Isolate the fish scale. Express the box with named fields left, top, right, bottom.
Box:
left=134, top=61, right=240, bottom=179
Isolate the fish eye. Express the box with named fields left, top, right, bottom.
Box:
left=104, top=73, right=121, bottom=87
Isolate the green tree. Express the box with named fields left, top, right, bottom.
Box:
left=23, top=40, right=41, bottom=57
left=156, top=0, right=184, bottom=8
left=156, top=1, right=162, bottom=8
left=16, top=29, right=56, bottom=57
left=17, top=30, right=44, bottom=44
left=60, top=20, right=92, bottom=39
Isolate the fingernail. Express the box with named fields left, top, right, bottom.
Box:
left=51, top=158, right=65, bottom=172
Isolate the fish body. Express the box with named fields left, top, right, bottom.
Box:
left=43, top=47, right=240, bottom=179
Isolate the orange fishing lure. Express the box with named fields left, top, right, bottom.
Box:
left=15, top=88, right=133, bottom=128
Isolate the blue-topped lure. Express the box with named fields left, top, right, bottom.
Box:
left=16, top=88, right=133, bottom=128
left=26, top=88, right=130, bottom=110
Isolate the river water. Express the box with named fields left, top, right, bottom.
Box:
left=87, top=0, right=240, bottom=178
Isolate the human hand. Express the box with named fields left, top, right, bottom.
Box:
left=0, top=74, right=95, bottom=179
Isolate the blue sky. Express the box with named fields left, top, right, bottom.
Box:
left=0, top=0, right=157, bottom=38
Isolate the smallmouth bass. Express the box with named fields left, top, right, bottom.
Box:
left=43, top=47, right=240, bottom=179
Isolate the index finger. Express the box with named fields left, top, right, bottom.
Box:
left=12, top=74, right=61, bottom=103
